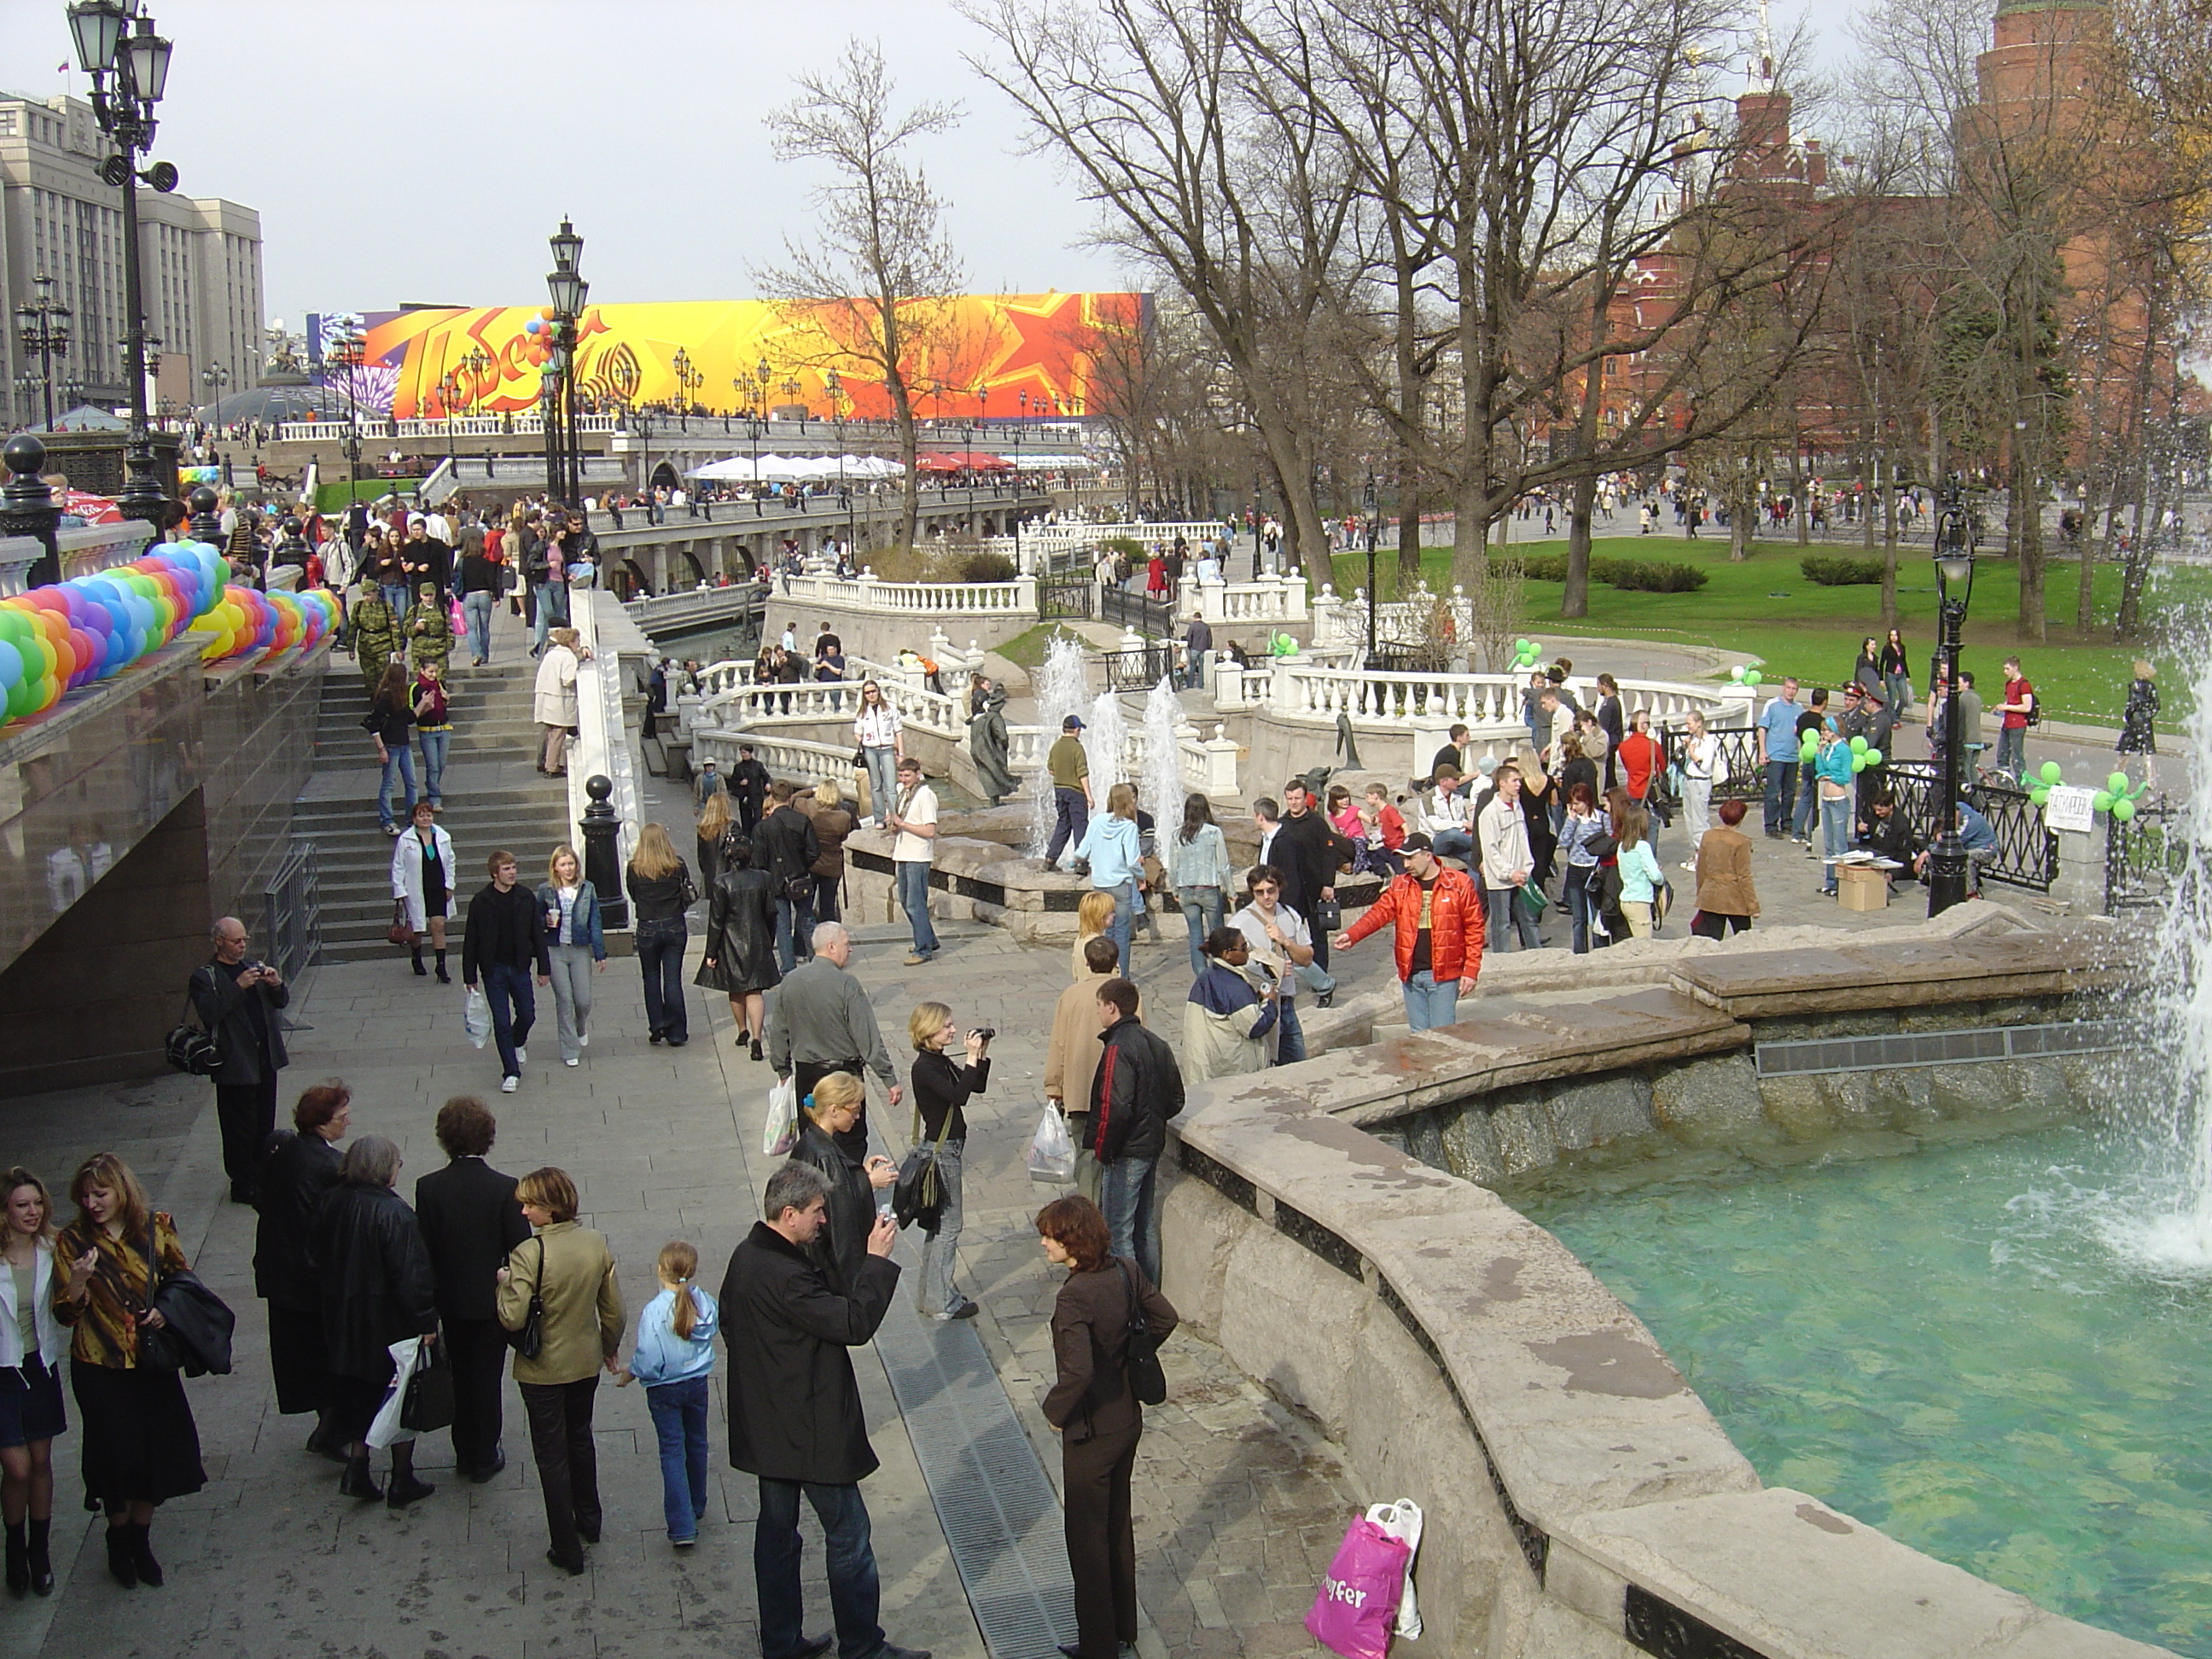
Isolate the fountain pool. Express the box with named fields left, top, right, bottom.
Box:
left=1514, top=1121, right=2212, bottom=1655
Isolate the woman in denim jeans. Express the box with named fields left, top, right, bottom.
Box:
left=1074, top=784, right=1144, bottom=975
left=624, top=824, right=695, bottom=1047
left=413, top=661, right=451, bottom=809
left=852, top=681, right=903, bottom=827
left=1557, top=783, right=1613, bottom=953
left=1164, top=793, right=1231, bottom=979
left=907, top=1003, right=990, bottom=1321
left=364, top=664, right=416, bottom=834
left=1813, top=729, right=1856, bottom=896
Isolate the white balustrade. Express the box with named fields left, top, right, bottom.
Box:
left=1267, top=662, right=1742, bottom=733
left=1179, top=574, right=1309, bottom=627
left=779, top=571, right=1038, bottom=619
left=567, top=591, right=641, bottom=876
left=57, top=520, right=155, bottom=582
left=692, top=728, right=856, bottom=789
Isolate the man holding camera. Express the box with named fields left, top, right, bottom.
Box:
left=189, top=917, right=290, bottom=1202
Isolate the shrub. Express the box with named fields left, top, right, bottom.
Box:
left=1800, top=555, right=1886, bottom=586
left=1099, top=536, right=1147, bottom=558
left=1505, top=552, right=1570, bottom=583
left=1590, top=556, right=1708, bottom=592
left=953, top=550, right=1018, bottom=584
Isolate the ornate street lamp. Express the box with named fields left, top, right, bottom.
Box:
left=1362, top=469, right=1381, bottom=666
left=15, top=271, right=73, bottom=430
left=67, top=0, right=178, bottom=527
left=198, top=360, right=227, bottom=410
left=543, top=216, right=588, bottom=506
left=1925, top=480, right=1978, bottom=917
left=826, top=370, right=854, bottom=551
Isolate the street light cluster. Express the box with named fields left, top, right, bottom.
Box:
left=15, top=274, right=72, bottom=431
left=1925, top=481, right=1979, bottom=918
left=543, top=217, right=588, bottom=506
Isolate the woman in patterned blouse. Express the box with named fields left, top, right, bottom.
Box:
left=52, top=1153, right=207, bottom=1590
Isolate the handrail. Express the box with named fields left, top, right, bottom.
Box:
left=568, top=591, right=640, bottom=882
left=779, top=571, right=1038, bottom=617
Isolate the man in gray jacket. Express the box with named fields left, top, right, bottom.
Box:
left=764, top=922, right=902, bottom=1159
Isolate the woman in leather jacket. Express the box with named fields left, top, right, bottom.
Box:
left=253, top=1082, right=352, bottom=1461
left=787, top=1073, right=895, bottom=1299
left=694, top=833, right=781, bottom=1059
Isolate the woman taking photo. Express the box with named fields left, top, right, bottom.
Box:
left=789, top=1073, right=896, bottom=1299
left=310, top=1136, right=439, bottom=1509
left=1, top=1167, right=65, bottom=1596
left=853, top=678, right=903, bottom=827
left=909, top=1004, right=990, bottom=1322
left=253, top=1082, right=351, bottom=1462
left=1165, top=794, right=1231, bottom=980
left=497, top=1167, right=625, bottom=1576
left=365, top=662, right=418, bottom=835
left=1036, top=1196, right=1177, bottom=1659
left=54, top=1153, right=205, bottom=1589
left=538, top=844, right=607, bottom=1068
left=696, top=833, right=780, bottom=1060
left=626, top=823, right=694, bottom=1048
left=391, top=800, right=457, bottom=981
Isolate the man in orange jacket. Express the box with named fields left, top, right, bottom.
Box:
left=1332, top=834, right=1485, bottom=1032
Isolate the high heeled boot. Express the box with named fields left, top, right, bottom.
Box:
left=104, top=1521, right=137, bottom=1589
left=5, top=1519, right=26, bottom=1596
left=339, top=1452, right=383, bottom=1501
left=411, top=946, right=427, bottom=976
left=26, top=1517, right=52, bottom=1595
left=128, top=1520, right=162, bottom=1587
left=434, top=949, right=450, bottom=983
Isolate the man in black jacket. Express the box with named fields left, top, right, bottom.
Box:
left=1272, top=780, right=1337, bottom=972
left=1086, top=977, right=1184, bottom=1286
left=414, top=1096, right=532, bottom=1481
left=190, top=917, right=290, bottom=1202
left=460, top=850, right=551, bottom=1092
left=757, top=780, right=823, bottom=974
left=730, top=744, right=772, bottom=835
left=721, top=1162, right=928, bottom=1659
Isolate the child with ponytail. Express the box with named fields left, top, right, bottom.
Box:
left=621, top=1240, right=719, bottom=1546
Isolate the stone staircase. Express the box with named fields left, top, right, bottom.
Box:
left=300, top=656, right=575, bottom=964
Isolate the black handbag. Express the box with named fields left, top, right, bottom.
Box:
left=504, top=1237, right=546, bottom=1359
left=1118, top=1260, right=1167, bottom=1406
left=892, top=1109, right=953, bottom=1234
left=164, top=986, right=224, bottom=1077
left=137, top=1218, right=236, bottom=1377
left=400, top=1334, right=457, bottom=1432
left=1313, top=897, right=1342, bottom=931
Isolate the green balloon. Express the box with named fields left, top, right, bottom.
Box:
left=1744, top=670, right=1763, bottom=686
left=2093, top=789, right=2115, bottom=812
left=2114, top=797, right=2136, bottom=822
left=2029, top=786, right=2051, bottom=806
left=1865, top=749, right=1883, bottom=766
left=1851, top=754, right=1866, bottom=772
left=1849, top=735, right=1868, bottom=754
left=2039, top=761, right=2064, bottom=784
left=2107, top=771, right=2130, bottom=795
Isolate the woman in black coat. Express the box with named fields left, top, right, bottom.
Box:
left=253, top=1081, right=351, bottom=1459
left=787, top=1073, right=894, bottom=1299
left=907, top=1001, right=990, bottom=1321
left=310, top=1136, right=439, bottom=1509
left=695, top=832, right=781, bottom=1059
left=1036, top=1196, right=1178, bottom=1659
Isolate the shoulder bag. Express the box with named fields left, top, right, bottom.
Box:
left=137, top=1215, right=236, bottom=1377
left=505, top=1236, right=546, bottom=1358
left=893, top=1103, right=954, bottom=1233
left=165, top=981, right=224, bottom=1077
left=400, top=1330, right=457, bottom=1432
left=1118, top=1259, right=1167, bottom=1406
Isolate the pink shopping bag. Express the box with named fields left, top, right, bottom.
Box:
left=1305, top=1516, right=1412, bottom=1659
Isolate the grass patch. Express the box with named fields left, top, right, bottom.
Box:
left=1326, top=537, right=2197, bottom=724
left=993, top=621, right=1089, bottom=675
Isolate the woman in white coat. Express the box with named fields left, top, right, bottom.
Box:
left=533, top=627, right=586, bottom=777
left=389, top=799, right=457, bottom=981
left=0, top=1167, right=67, bottom=1596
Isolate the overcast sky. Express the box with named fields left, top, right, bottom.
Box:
left=2, top=0, right=1871, bottom=330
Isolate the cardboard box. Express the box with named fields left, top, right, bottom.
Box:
left=1837, top=863, right=1889, bottom=911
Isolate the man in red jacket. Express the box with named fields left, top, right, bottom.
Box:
left=1332, top=834, right=1485, bottom=1032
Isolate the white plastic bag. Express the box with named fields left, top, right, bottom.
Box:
left=462, top=987, right=491, bottom=1050
left=1027, top=1103, right=1076, bottom=1185
left=365, top=1336, right=423, bottom=1449
left=762, top=1074, right=799, bottom=1159
left=1365, top=1499, right=1425, bottom=1639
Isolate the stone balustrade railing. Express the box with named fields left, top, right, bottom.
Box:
left=272, top=413, right=620, bottom=444
left=1174, top=573, right=1308, bottom=628
left=1214, top=656, right=1749, bottom=732
left=60, top=520, right=157, bottom=583
left=568, top=591, right=643, bottom=881
left=779, top=571, right=1037, bottom=619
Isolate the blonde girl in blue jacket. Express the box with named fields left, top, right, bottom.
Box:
left=622, top=1241, right=719, bottom=1546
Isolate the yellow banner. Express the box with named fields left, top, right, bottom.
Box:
left=362, top=293, right=1138, bottom=421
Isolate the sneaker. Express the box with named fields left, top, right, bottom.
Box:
left=564, top=1057, right=579, bottom=1067
left=1680, top=861, right=1698, bottom=872
left=579, top=1033, right=590, bottom=1049
left=500, top=1075, right=519, bottom=1093
left=671, top=1535, right=697, bottom=1549
left=514, top=1046, right=527, bottom=1065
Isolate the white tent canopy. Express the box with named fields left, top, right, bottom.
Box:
left=683, top=453, right=905, bottom=481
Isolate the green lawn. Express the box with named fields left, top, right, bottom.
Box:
left=1327, top=537, right=2198, bottom=724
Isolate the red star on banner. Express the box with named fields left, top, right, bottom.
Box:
left=987, top=293, right=1086, bottom=400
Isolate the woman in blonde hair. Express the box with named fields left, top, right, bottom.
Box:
left=537, top=845, right=606, bottom=1068
left=622, top=1241, right=719, bottom=1548
left=626, top=823, right=695, bottom=1048
left=788, top=1073, right=897, bottom=1297
left=53, top=1153, right=204, bottom=1589
left=1069, top=888, right=1118, bottom=982
left=806, top=780, right=855, bottom=925
left=2118, top=660, right=2159, bottom=786
left=908, top=1003, right=990, bottom=1321
left=696, top=788, right=735, bottom=890
left=1, top=1167, right=64, bottom=1595
left=1075, top=783, right=1144, bottom=975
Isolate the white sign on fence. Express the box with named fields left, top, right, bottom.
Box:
left=2042, top=784, right=2097, bottom=835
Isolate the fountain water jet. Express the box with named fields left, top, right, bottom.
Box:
left=1139, top=677, right=1185, bottom=842
left=1027, top=632, right=1091, bottom=861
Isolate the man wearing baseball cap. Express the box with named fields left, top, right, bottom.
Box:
left=1331, top=833, right=1484, bottom=1032
left=1042, top=715, right=1091, bottom=869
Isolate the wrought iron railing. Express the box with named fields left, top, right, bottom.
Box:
left=1886, top=760, right=2058, bottom=892
left=260, top=839, right=322, bottom=984
left=2104, top=795, right=2186, bottom=916
left=1100, top=585, right=1174, bottom=637
left=1038, top=572, right=1096, bottom=620
left=1099, top=640, right=1178, bottom=694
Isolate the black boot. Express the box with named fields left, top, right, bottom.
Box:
left=26, top=1518, right=50, bottom=1595
left=339, top=1452, right=383, bottom=1501
left=105, top=1522, right=137, bottom=1589
left=5, top=1519, right=26, bottom=1596
left=128, top=1520, right=162, bottom=1587
left=411, top=946, right=427, bottom=976
left=434, top=950, right=450, bottom=984
left=385, top=1442, right=434, bottom=1510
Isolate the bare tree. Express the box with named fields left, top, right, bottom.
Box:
left=754, top=40, right=965, bottom=552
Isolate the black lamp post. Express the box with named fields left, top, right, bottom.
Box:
left=544, top=216, right=588, bottom=508
left=67, top=0, right=178, bottom=529
left=198, top=360, right=226, bottom=414
left=826, top=370, right=854, bottom=551
left=328, top=323, right=365, bottom=506
left=1925, top=480, right=1977, bottom=917
left=15, top=271, right=73, bottom=430
left=1362, top=469, right=1381, bottom=666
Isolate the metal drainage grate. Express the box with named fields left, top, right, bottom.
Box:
left=872, top=1277, right=1076, bottom=1659
left=1754, top=1019, right=2128, bottom=1079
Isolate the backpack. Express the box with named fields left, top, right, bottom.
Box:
left=2023, top=684, right=2041, bottom=727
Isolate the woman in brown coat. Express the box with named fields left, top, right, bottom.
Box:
left=1691, top=798, right=1761, bottom=940
left=1037, top=1196, right=1177, bottom=1659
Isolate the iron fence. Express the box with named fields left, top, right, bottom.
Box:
left=1099, top=640, right=1178, bottom=694
left=260, top=839, right=322, bottom=983
left=1100, top=585, right=1175, bottom=637
left=1886, top=760, right=2058, bottom=892
left=1657, top=726, right=1765, bottom=803
left=2104, top=794, right=2186, bottom=916
left=1038, top=571, right=1096, bottom=620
